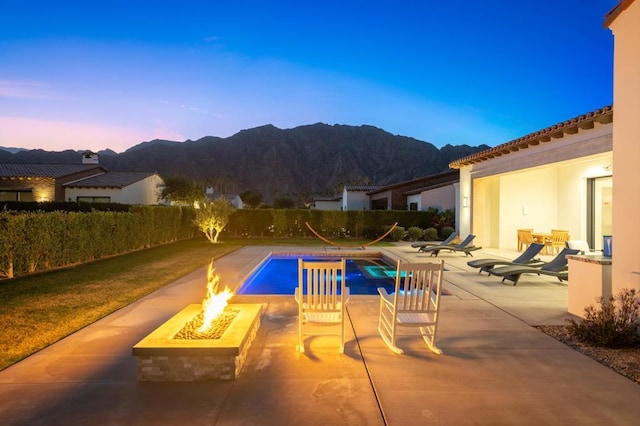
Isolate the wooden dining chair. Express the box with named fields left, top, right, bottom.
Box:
left=549, top=230, right=570, bottom=255
left=517, top=229, right=534, bottom=251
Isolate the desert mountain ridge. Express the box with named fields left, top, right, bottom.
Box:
left=0, top=123, right=490, bottom=201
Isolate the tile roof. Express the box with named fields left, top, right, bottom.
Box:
left=344, top=185, right=381, bottom=192
left=404, top=181, right=457, bottom=196
left=0, top=164, right=105, bottom=178
left=63, top=172, right=157, bottom=188
left=604, top=0, right=636, bottom=27
left=449, top=105, right=613, bottom=169
left=367, top=170, right=459, bottom=194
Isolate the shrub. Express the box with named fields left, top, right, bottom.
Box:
left=389, top=226, right=406, bottom=241
left=441, top=226, right=455, bottom=239
left=407, top=226, right=423, bottom=241
left=422, top=227, right=438, bottom=241
left=566, top=288, right=640, bottom=348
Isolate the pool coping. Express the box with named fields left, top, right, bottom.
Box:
left=235, top=249, right=402, bottom=295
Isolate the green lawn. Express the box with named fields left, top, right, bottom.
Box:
left=0, top=237, right=240, bottom=370
left=0, top=236, right=391, bottom=370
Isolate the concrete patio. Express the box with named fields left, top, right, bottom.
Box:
left=1, top=242, right=639, bottom=425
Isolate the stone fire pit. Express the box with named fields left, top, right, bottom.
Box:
left=132, top=303, right=263, bottom=381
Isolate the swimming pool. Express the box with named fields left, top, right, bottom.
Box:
left=238, top=256, right=397, bottom=295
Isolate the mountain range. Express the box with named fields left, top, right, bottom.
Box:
left=0, top=123, right=490, bottom=201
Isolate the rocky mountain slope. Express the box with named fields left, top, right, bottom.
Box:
left=1, top=123, right=490, bottom=200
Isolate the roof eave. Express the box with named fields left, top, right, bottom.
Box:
left=449, top=105, right=613, bottom=169
left=604, top=0, right=636, bottom=28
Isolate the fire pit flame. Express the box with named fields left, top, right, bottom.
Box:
left=198, top=260, right=234, bottom=333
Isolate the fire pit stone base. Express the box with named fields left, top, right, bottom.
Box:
left=132, top=303, right=263, bottom=381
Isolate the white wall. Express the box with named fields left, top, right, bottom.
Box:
left=494, top=156, right=612, bottom=249
left=609, top=0, right=640, bottom=292
left=460, top=122, right=612, bottom=249
left=343, top=190, right=370, bottom=210
left=66, top=175, right=163, bottom=205
left=407, top=194, right=421, bottom=210
left=314, top=200, right=342, bottom=210
left=120, top=175, right=163, bottom=204
left=498, top=168, right=558, bottom=249
left=420, top=185, right=455, bottom=211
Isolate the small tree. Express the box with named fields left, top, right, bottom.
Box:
left=194, top=198, right=235, bottom=243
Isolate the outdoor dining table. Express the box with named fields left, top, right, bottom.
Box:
left=532, top=232, right=553, bottom=254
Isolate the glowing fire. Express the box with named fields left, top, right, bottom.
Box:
left=198, top=260, right=234, bottom=333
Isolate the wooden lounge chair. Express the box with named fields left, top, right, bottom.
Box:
left=420, top=234, right=481, bottom=257
left=487, top=248, right=580, bottom=285
left=467, top=243, right=545, bottom=275
left=377, top=260, right=445, bottom=354
left=295, top=258, right=349, bottom=353
left=411, top=232, right=458, bottom=252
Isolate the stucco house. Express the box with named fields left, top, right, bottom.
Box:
left=447, top=0, right=639, bottom=310
left=0, top=153, right=164, bottom=205
left=398, top=170, right=459, bottom=212
left=205, top=187, right=244, bottom=209
left=63, top=171, right=164, bottom=205
left=339, top=172, right=459, bottom=211
left=0, top=163, right=107, bottom=202
left=363, top=171, right=458, bottom=211
left=605, top=0, right=639, bottom=294
left=449, top=106, right=613, bottom=251
left=208, top=193, right=244, bottom=209
left=342, top=185, right=381, bottom=210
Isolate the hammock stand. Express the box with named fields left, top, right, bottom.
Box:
left=304, top=222, right=398, bottom=249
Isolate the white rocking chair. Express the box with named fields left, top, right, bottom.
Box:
left=295, top=258, right=349, bottom=353
left=377, top=260, right=445, bottom=354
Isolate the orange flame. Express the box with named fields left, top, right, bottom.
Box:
left=198, top=260, right=234, bottom=332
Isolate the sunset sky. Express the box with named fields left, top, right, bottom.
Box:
left=0, top=1, right=617, bottom=153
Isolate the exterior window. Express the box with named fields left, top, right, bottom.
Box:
left=409, top=202, right=418, bottom=211
left=77, top=196, right=111, bottom=203
left=0, top=190, right=33, bottom=201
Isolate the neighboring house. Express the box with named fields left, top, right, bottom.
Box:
left=0, top=153, right=164, bottom=205
left=333, top=172, right=459, bottom=211
left=605, top=0, right=639, bottom=293
left=342, top=185, right=380, bottom=210
left=206, top=193, right=244, bottom=209
left=312, top=196, right=342, bottom=210
left=446, top=0, right=639, bottom=308
left=368, top=170, right=459, bottom=211
left=64, top=171, right=164, bottom=205
left=205, top=186, right=244, bottom=209
left=0, top=163, right=106, bottom=202
left=449, top=106, right=613, bottom=251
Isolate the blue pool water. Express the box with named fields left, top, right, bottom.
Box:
left=238, top=257, right=397, bottom=295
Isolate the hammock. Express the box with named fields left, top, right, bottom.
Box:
left=305, top=222, right=398, bottom=249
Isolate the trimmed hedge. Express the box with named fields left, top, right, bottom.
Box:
left=0, top=206, right=195, bottom=279
left=225, top=208, right=454, bottom=240
left=0, top=205, right=455, bottom=279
